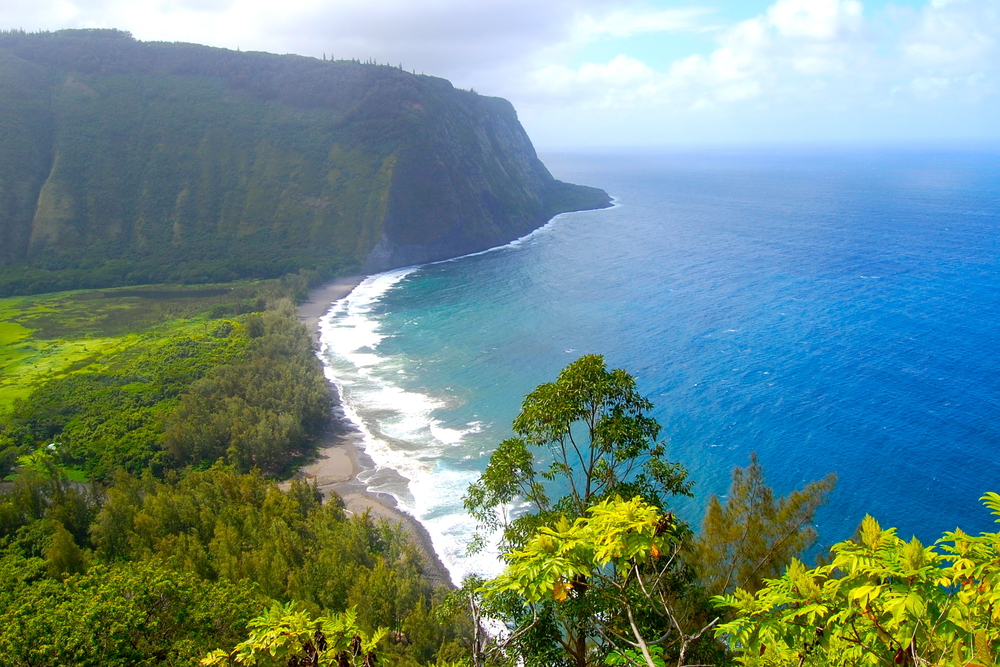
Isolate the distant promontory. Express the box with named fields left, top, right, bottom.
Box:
left=0, top=29, right=611, bottom=295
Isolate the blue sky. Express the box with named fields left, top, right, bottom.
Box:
left=2, top=0, right=996, bottom=148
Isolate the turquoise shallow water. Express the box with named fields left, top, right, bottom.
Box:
left=319, top=147, right=1000, bottom=582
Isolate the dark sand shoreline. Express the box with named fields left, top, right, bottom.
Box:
left=294, top=275, right=455, bottom=589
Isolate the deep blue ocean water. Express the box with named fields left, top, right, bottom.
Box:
left=318, top=147, right=1000, bottom=582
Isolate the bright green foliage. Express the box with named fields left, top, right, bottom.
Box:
left=692, top=453, right=836, bottom=597
left=0, top=557, right=262, bottom=667
left=0, top=315, right=252, bottom=477
left=486, top=496, right=675, bottom=604
left=464, top=354, right=691, bottom=553
left=11, top=446, right=89, bottom=482
left=0, top=283, right=269, bottom=413
left=1, top=289, right=329, bottom=479
left=483, top=497, right=717, bottom=667
left=714, top=493, right=1000, bottom=666
left=163, top=301, right=331, bottom=475
left=202, top=603, right=386, bottom=667
left=464, top=357, right=708, bottom=667
left=202, top=602, right=471, bottom=667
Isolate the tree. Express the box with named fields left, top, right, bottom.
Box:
left=692, top=453, right=836, bottom=597
left=464, top=354, right=691, bottom=554
left=463, top=356, right=699, bottom=667
left=713, top=492, right=1000, bottom=667
left=484, top=496, right=720, bottom=667
left=201, top=603, right=387, bottom=667
left=0, top=560, right=262, bottom=667
left=44, top=520, right=87, bottom=579
left=0, top=455, right=97, bottom=548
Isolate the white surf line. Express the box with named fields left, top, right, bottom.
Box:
left=314, top=201, right=619, bottom=582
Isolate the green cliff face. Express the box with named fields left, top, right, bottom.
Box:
left=0, top=29, right=610, bottom=294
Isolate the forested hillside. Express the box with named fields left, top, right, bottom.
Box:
left=0, top=28, right=609, bottom=296
left=0, top=277, right=470, bottom=666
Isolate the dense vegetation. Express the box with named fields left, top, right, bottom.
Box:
left=202, top=354, right=1000, bottom=667
left=0, top=277, right=326, bottom=480
left=448, top=357, right=997, bottom=667
left=0, top=278, right=469, bottom=666
left=715, top=495, right=1000, bottom=666
left=0, top=28, right=610, bottom=296
left=455, top=356, right=834, bottom=667
left=0, top=467, right=467, bottom=666
left=475, top=492, right=1000, bottom=667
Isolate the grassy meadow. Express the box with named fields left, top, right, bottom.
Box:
left=0, top=279, right=324, bottom=483
left=0, top=284, right=255, bottom=412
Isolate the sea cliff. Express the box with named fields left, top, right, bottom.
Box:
left=0, top=29, right=610, bottom=294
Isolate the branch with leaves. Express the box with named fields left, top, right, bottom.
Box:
left=201, top=604, right=387, bottom=667
left=714, top=493, right=1000, bottom=667
left=482, top=496, right=718, bottom=667
left=463, top=355, right=691, bottom=555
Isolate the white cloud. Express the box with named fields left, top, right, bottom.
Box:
left=0, top=0, right=996, bottom=145
left=514, top=0, right=869, bottom=109
left=574, top=7, right=716, bottom=40
left=2, top=0, right=671, bottom=80
left=765, top=0, right=863, bottom=40
left=509, top=0, right=999, bottom=145
left=527, top=55, right=657, bottom=106
left=900, top=0, right=998, bottom=72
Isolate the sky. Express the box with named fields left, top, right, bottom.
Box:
left=1, top=0, right=997, bottom=148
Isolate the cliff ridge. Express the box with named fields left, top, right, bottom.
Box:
left=0, top=29, right=611, bottom=294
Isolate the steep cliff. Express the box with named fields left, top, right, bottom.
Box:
left=0, top=29, right=610, bottom=294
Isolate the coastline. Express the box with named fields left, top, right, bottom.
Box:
left=294, top=275, right=455, bottom=589
left=290, top=208, right=607, bottom=589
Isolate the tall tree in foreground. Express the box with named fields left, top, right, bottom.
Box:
left=464, top=354, right=691, bottom=554
left=692, top=453, right=836, bottom=597
left=463, top=355, right=709, bottom=667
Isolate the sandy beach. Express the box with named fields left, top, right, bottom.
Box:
left=294, top=276, right=455, bottom=589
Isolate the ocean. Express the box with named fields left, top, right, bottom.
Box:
left=318, top=147, right=1000, bottom=583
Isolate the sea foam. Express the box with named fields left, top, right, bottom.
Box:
left=318, top=270, right=504, bottom=583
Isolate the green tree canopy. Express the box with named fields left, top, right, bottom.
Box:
left=464, top=354, right=691, bottom=553
left=692, top=453, right=836, bottom=597
left=0, top=558, right=262, bottom=667
left=714, top=492, right=1000, bottom=667
left=462, top=356, right=709, bottom=667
